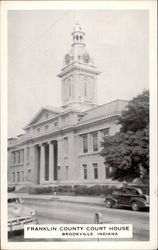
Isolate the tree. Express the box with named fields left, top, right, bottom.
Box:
left=101, top=90, right=149, bottom=182
left=118, top=90, right=149, bottom=133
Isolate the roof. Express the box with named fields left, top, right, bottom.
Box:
left=77, top=100, right=128, bottom=125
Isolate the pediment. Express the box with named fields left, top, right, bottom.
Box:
left=24, top=106, right=62, bottom=128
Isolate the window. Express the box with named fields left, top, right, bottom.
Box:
left=105, top=166, right=110, bottom=179
left=20, top=150, right=24, bottom=163
left=17, top=171, right=20, bottom=182
left=54, top=121, right=58, bottom=127
left=45, top=125, right=49, bottom=131
left=82, top=164, right=87, bottom=180
left=45, top=112, right=49, bottom=119
left=21, top=171, right=24, bottom=182
left=27, top=169, right=31, bottom=181
left=12, top=150, right=24, bottom=164
left=66, top=165, right=68, bottom=179
left=84, top=82, right=87, bottom=96
left=37, top=127, right=40, bottom=132
left=83, top=77, right=90, bottom=97
left=82, top=134, right=88, bottom=153
left=93, top=163, right=98, bottom=179
left=17, top=151, right=20, bottom=164
left=27, top=147, right=30, bottom=162
left=92, top=132, right=98, bottom=152
left=12, top=152, right=16, bottom=164
left=102, top=128, right=110, bottom=137
left=12, top=172, right=15, bottom=182
left=68, top=83, right=71, bottom=97
left=63, top=137, right=68, bottom=156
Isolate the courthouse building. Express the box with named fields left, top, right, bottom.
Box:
left=8, top=23, right=128, bottom=185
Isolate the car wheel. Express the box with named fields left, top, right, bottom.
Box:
left=131, top=201, right=139, bottom=211
left=105, top=199, right=114, bottom=208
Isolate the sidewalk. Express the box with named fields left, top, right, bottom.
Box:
left=16, top=193, right=105, bottom=206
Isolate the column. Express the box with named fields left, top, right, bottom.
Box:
left=57, top=138, right=62, bottom=181
left=31, top=145, right=38, bottom=184
left=48, top=141, right=54, bottom=182
left=40, top=144, right=45, bottom=184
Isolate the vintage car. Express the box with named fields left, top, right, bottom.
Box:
left=8, top=193, right=38, bottom=232
left=105, top=186, right=149, bottom=211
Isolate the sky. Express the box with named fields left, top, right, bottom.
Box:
left=8, top=9, right=149, bottom=138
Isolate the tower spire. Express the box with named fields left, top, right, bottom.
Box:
left=58, top=23, right=101, bottom=111
left=71, top=22, right=85, bottom=46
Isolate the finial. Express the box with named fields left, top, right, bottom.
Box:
left=73, top=22, right=82, bottom=32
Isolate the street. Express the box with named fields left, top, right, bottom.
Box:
left=8, top=198, right=149, bottom=242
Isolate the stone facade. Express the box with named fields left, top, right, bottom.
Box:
left=8, top=23, right=128, bottom=186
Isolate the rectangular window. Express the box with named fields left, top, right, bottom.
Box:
left=13, top=152, right=16, bottom=164
left=21, top=171, right=24, bottom=182
left=15, top=152, right=18, bottom=164
left=92, top=132, right=98, bottom=152
left=27, top=147, right=30, bottom=162
left=45, top=125, right=49, bottom=131
left=102, top=128, right=110, bottom=137
left=17, top=151, right=20, bottom=164
left=20, top=150, right=24, bottom=163
left=84, top=82, right=87, bottom=96
left=63, top=137, right=68, bottom=156
left=82, top=164, right=87, bottom=180
left=12, top=172, right=15, bottom=182
left=93, top=163, right=98, bottom=179
left=54, top=121, right=58, bottom=127
left=82, top=134, right=88, bottom=153
left=37, top=127, right=41, bottom=132
left=69, top=83, right=71, bottom=97
left=12, top=152, right=16, bottom=164
left=105, top=167, right=110, bottom=179
left=66, top=165, right=68, bottom=179
left=17, top=171, right=20, bottom=182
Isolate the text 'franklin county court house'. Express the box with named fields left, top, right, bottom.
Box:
left=8, top=23, right=128, bottom=186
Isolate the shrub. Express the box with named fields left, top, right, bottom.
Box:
left=28, top=186, right=53, bottom=194
left=54, top=185, right=74, bottom=193
left=74, top=185, right=88, bottom=195
left=102, top=185, right=111, bottom=195
left=8, top=186, right=16, bottom=192
left=86, top=185, right=103, bottom=196
left=74, top=185, right=116, bottom=196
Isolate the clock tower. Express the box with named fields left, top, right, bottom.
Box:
left=58, top=23, right=100, bottom=111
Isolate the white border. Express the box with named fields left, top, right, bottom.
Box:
left=1, top=1, right=157, bottom=249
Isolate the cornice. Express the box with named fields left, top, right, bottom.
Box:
left=75, top=115, right=119, bottom=130
left=8, top=114, right=119, bottom=149
left=58, top=63, right=100, bottom=78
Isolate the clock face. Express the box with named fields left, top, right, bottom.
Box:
left=65, top=54, right=71, bottom=65
left=82, top=52, right=90, bottom=63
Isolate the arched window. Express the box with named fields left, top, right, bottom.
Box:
left=65, top=77, right=74, bottom=99
left=83, top=77, right=90, bottom=97
left=68, top=82, right=71, bottom=97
